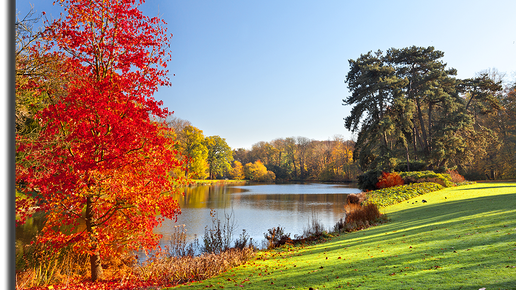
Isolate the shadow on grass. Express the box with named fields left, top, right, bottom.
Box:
left=253, top=193, right=516, bottom=289
left=311, top=193, right=516, bottom=252
left=174, top=186, right=516, bottom=289
left=462, top=184, right=516, bottom=190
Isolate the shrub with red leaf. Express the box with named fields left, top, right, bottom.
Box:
left=375, top=172, right=404, bottom=189
left=447, top=169, right=466, bottom=183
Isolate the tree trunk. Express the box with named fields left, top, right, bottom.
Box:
left=90, top=252, right=102, bottom=282
left=428, top=102, right=433, bottom=152
left=85, top=196, right=103, bottom=281
left=415, top=98, right=429, bottom=155
left=405, top=145, right=411, bottom=171
left=184, top=158, right=189, bottom=178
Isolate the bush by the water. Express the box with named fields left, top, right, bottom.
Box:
left=343, top=203, right=383, bottom=232
left=366, top=182, right=444, bottom=207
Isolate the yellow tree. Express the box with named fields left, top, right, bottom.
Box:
left=178, top=125, right=209, bottom=179
left=230, top=160, right=245, bottom=180
left=244, top=160, right=276, bottom=182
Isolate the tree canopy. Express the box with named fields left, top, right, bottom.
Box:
left=15, top=0, right=184, bottom=281
left=343, top=46, right=506, bottom=174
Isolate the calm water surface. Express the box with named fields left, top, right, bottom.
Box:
left=157, top=183, right=361, bottom=248
left=16, top=183, right=361, bottom=252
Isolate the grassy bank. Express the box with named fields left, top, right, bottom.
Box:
left=171, top=182, right=516, bottom=289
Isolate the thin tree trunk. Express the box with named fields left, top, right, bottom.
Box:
left=85, top=196, right=102, bottom=281
left=428, top=102, right=433, bottom=152
left=415, top=98, right=429, bottom=155
left=405, top=145, right=411, bottom=171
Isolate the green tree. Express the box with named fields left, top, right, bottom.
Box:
left=179, top=125, right=209, bottom=179
left=344, top=46, right=484, bottom=172
left=344, top=49, right=408, bottom=171
left=205, top=135, right=233, bottom=179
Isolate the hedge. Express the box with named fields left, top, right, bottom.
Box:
left=366, top=182, right=444, bottom=208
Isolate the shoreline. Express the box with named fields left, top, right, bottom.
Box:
left=172, top=182, right=516, bottom=289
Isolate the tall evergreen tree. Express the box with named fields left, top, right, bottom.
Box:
left=344, top=46, right=500, bottom=172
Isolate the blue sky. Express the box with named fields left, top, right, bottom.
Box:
left=15, top=0, right=516, bottom=149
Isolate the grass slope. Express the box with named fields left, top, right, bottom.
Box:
left=171, top=183, right=516, bottom=290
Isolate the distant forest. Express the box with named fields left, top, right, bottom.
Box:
left=166, top=117, right=359, bottom=182
left=232, top=136, right=360, bottom=182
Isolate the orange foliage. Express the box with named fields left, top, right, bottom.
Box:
left=375, top=172, right=404, bottom=189
left=447, top=169, right=466, bottom=183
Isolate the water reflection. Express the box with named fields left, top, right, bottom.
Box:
left=157, top=183, right=361, bottom=247
left=16, top=183, right=362, bottom=252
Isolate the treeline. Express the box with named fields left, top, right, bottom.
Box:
left=166, top=117, right=233, bottom=180
left=167, top=118, right=360, bottom=182
left=344, top=46, right=516, bottom=180
left=232, top=136, right=360, bottom=182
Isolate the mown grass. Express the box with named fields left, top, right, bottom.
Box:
left=170, top=182, right=516, bottom=289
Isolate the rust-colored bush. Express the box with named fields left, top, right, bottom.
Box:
left=345, top=203, right=381, bottom=232
left=346, top=192, right=367, bottom=205
left=346, top=194, right=360, bottom=204
left=344, top=202, right=362, bottom=215
left=447, top=170, right=466, bottom=183
left=375, top=172, right=404, bottom=189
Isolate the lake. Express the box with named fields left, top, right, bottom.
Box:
left=16, top=183, right=362, bottom=254
left=157, top=182, right=361, bottom=249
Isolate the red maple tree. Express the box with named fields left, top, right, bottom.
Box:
left=15, top=0, right=185, bottom=281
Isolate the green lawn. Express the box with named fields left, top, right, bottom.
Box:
left=171, top=182, right=516, bottom=290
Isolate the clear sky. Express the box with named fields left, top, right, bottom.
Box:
left=15, top=0, right=516, bottom=149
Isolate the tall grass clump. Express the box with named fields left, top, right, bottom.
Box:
left=202, top=209, right=236, bottom=254
left=343, top=203, right=383, bottom=232
left=264, top=226, right=293, bottom=249
left=264, top=213, right=334, bottom=249
left=135, top=247, right=254, bottom=286
left=136, top=211, right=255, bottom=286
left=16, top=241, right=135, bottom=289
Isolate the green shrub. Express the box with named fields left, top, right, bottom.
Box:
left=394, top=160, right=427, bottom=172
left=400, top=170, right=453, bottom=187
left=357, top=170, right=382, bottom=191
left=366, top=182, right=444, bottom=207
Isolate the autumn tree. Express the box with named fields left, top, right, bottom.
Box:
left=205, top=135, right=233, bottom=179
left=177, top=125, right=209, bottom=179
left=229, top=160, right=245, bottom=180
left=460, top=72, right=516, bottom=180
left=233, top=137, right=359, bottom=182
left=15, top=0, right=184, bottom=281
left=244, top=160, right=276, bottom=182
